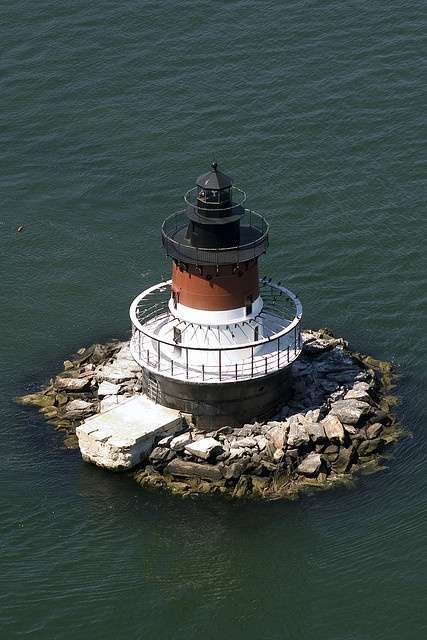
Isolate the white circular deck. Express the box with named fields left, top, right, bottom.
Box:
left=129, top=279, right=302, bottom=384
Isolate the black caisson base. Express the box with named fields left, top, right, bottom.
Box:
left=142, top=368, right=293, bottom=429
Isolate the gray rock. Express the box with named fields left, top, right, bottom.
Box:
left=358, top=438, right=383, bottom=457
left=185, top=437, right=222, bottom=460
left=164, top=459, right=222, bottom=482
left=344, top=388, right=371, bottom=403
left=304, top=420, right=326, bottom=443
left=239, top=424, right=261, bottom=436
left=329, top=399, right=370, bottom=425
left=229, top=446, right=245, bottom=460
left=215, top=450, right=230, bottom=462
left=287, top=422, right=310, bottom=447
left=55, top=376, right=90, bottom=391
left=323, top=444, right=339, bottom=462
left=343, top=424, right=358, bottom=435
left=96, top=360, right=140, bottom=384
left=149, top=447, right=175, bottom=463
left=355, top=381, right=372, bottom=391
left=221, top=461, right=247, bottom=480
left=98, top=381, right=121, bottom=397
left=321, top=414, right=345, bottom=443
left=254, top=435, right=268, bottom=451
left=66, top=399, right=94, bottom=412
left=328, top=388, right=347, bottom=402
left=250, top=452, right=262, bottom=465
left=302, top=338, right=335, bottom=355
left=261, top=460, right=277, bottom=472
left=332, top=446, right=355, bottom=473
left=170, top=432, right=192, bottom=451
left=273, top=448, right=285, bottom=463
left=297, top=452, right=323, bottom=477
left=268, top=425, right=287, bottom=450
left=366, top=422, right=383, bottom=439
left=234, top=436, right=258, bottom=448
left=305, top=408, right=321, bottom=423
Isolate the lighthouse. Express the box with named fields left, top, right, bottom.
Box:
left=130, top=163, right=303, bottom=428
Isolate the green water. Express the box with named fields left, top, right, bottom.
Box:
left=1, top=1, right=426, bottom=638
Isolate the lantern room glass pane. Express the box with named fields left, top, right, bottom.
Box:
left=219, top=187, right=231, bottom=203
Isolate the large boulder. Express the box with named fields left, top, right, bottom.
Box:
left=234, top=436, right=258, bottom=448
left=323, top=444, right=339, bottom=462
left=149, top=447, right=175, bottom=463
left=321, top=414, right=345, bottom=443
left=287, top=420, right=310, bottom=447
left=63, top=398, right=96, bottom=419
left=344, top=389, right=371, bottom=403
left=268, top=425, right=287, bottom=450
left=304, top=419, right=326, bottom=444
left=170, top=432, right=192, bottom=451
left=358, top=438, right=384, bottom=457
left=254, top=435, right=268, bottom=451
left=185, top=437, right=222, bottom=460
left=297, top=452, right=323, bottom=477
left=331, top=446, right=355, bottom=473
left=366, top=423, right=383, bottom=439
left=329, top=399, right=370, bottom=425
left=164, top=459, right=222, bottom=482
left=55, top=376, right=90, bottom=392
left=98, top=381, right=121, bottom=397
left=221, top=460, right=248, bottom=480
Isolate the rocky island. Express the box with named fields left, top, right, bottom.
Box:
left=19, top=328, right=402, bottom=500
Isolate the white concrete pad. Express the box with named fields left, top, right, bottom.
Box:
left=76, top=395, right=182, bottom=470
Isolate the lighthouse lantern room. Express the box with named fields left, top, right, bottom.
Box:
left=130, top=163, right=303, bottom=428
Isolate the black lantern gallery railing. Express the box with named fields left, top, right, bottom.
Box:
left=161, top=208, right=269, bottom=265
left=129, top=279, right=302, bottom=384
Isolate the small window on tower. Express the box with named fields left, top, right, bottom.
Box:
left=254, top=326, right=259, bottom=341
left=173, top=327, right=182, bottom=344
left=245, top=295, right=253, bottom=316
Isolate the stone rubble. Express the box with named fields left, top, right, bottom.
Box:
left=18, top=327, right=402, bottom=499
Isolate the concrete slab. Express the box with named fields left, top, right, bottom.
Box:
left=76, top=395, right=182, bottom=470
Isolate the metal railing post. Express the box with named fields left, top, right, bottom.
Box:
left=277, top=336, right=280, bottom=369
left=202, top=364, right=205, bottom=381
left=265, top=356, right=267, bottom=374
left=186, top=349, right=189, bottom=379
left=235, top=363, right=238, bottom=380
left=251, top=346, right=254, bottom=377
left=157, top=340, right=160, bottom=370
left=219, top=350, right=222, bottom=381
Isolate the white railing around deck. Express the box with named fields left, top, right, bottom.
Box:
left=129, top=279, right=303, bottom=384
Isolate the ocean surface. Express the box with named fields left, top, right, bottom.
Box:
left=1, top=1, right=426, bottom=638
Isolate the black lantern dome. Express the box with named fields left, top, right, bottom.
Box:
left=196, top=162, right=233, bottom=191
